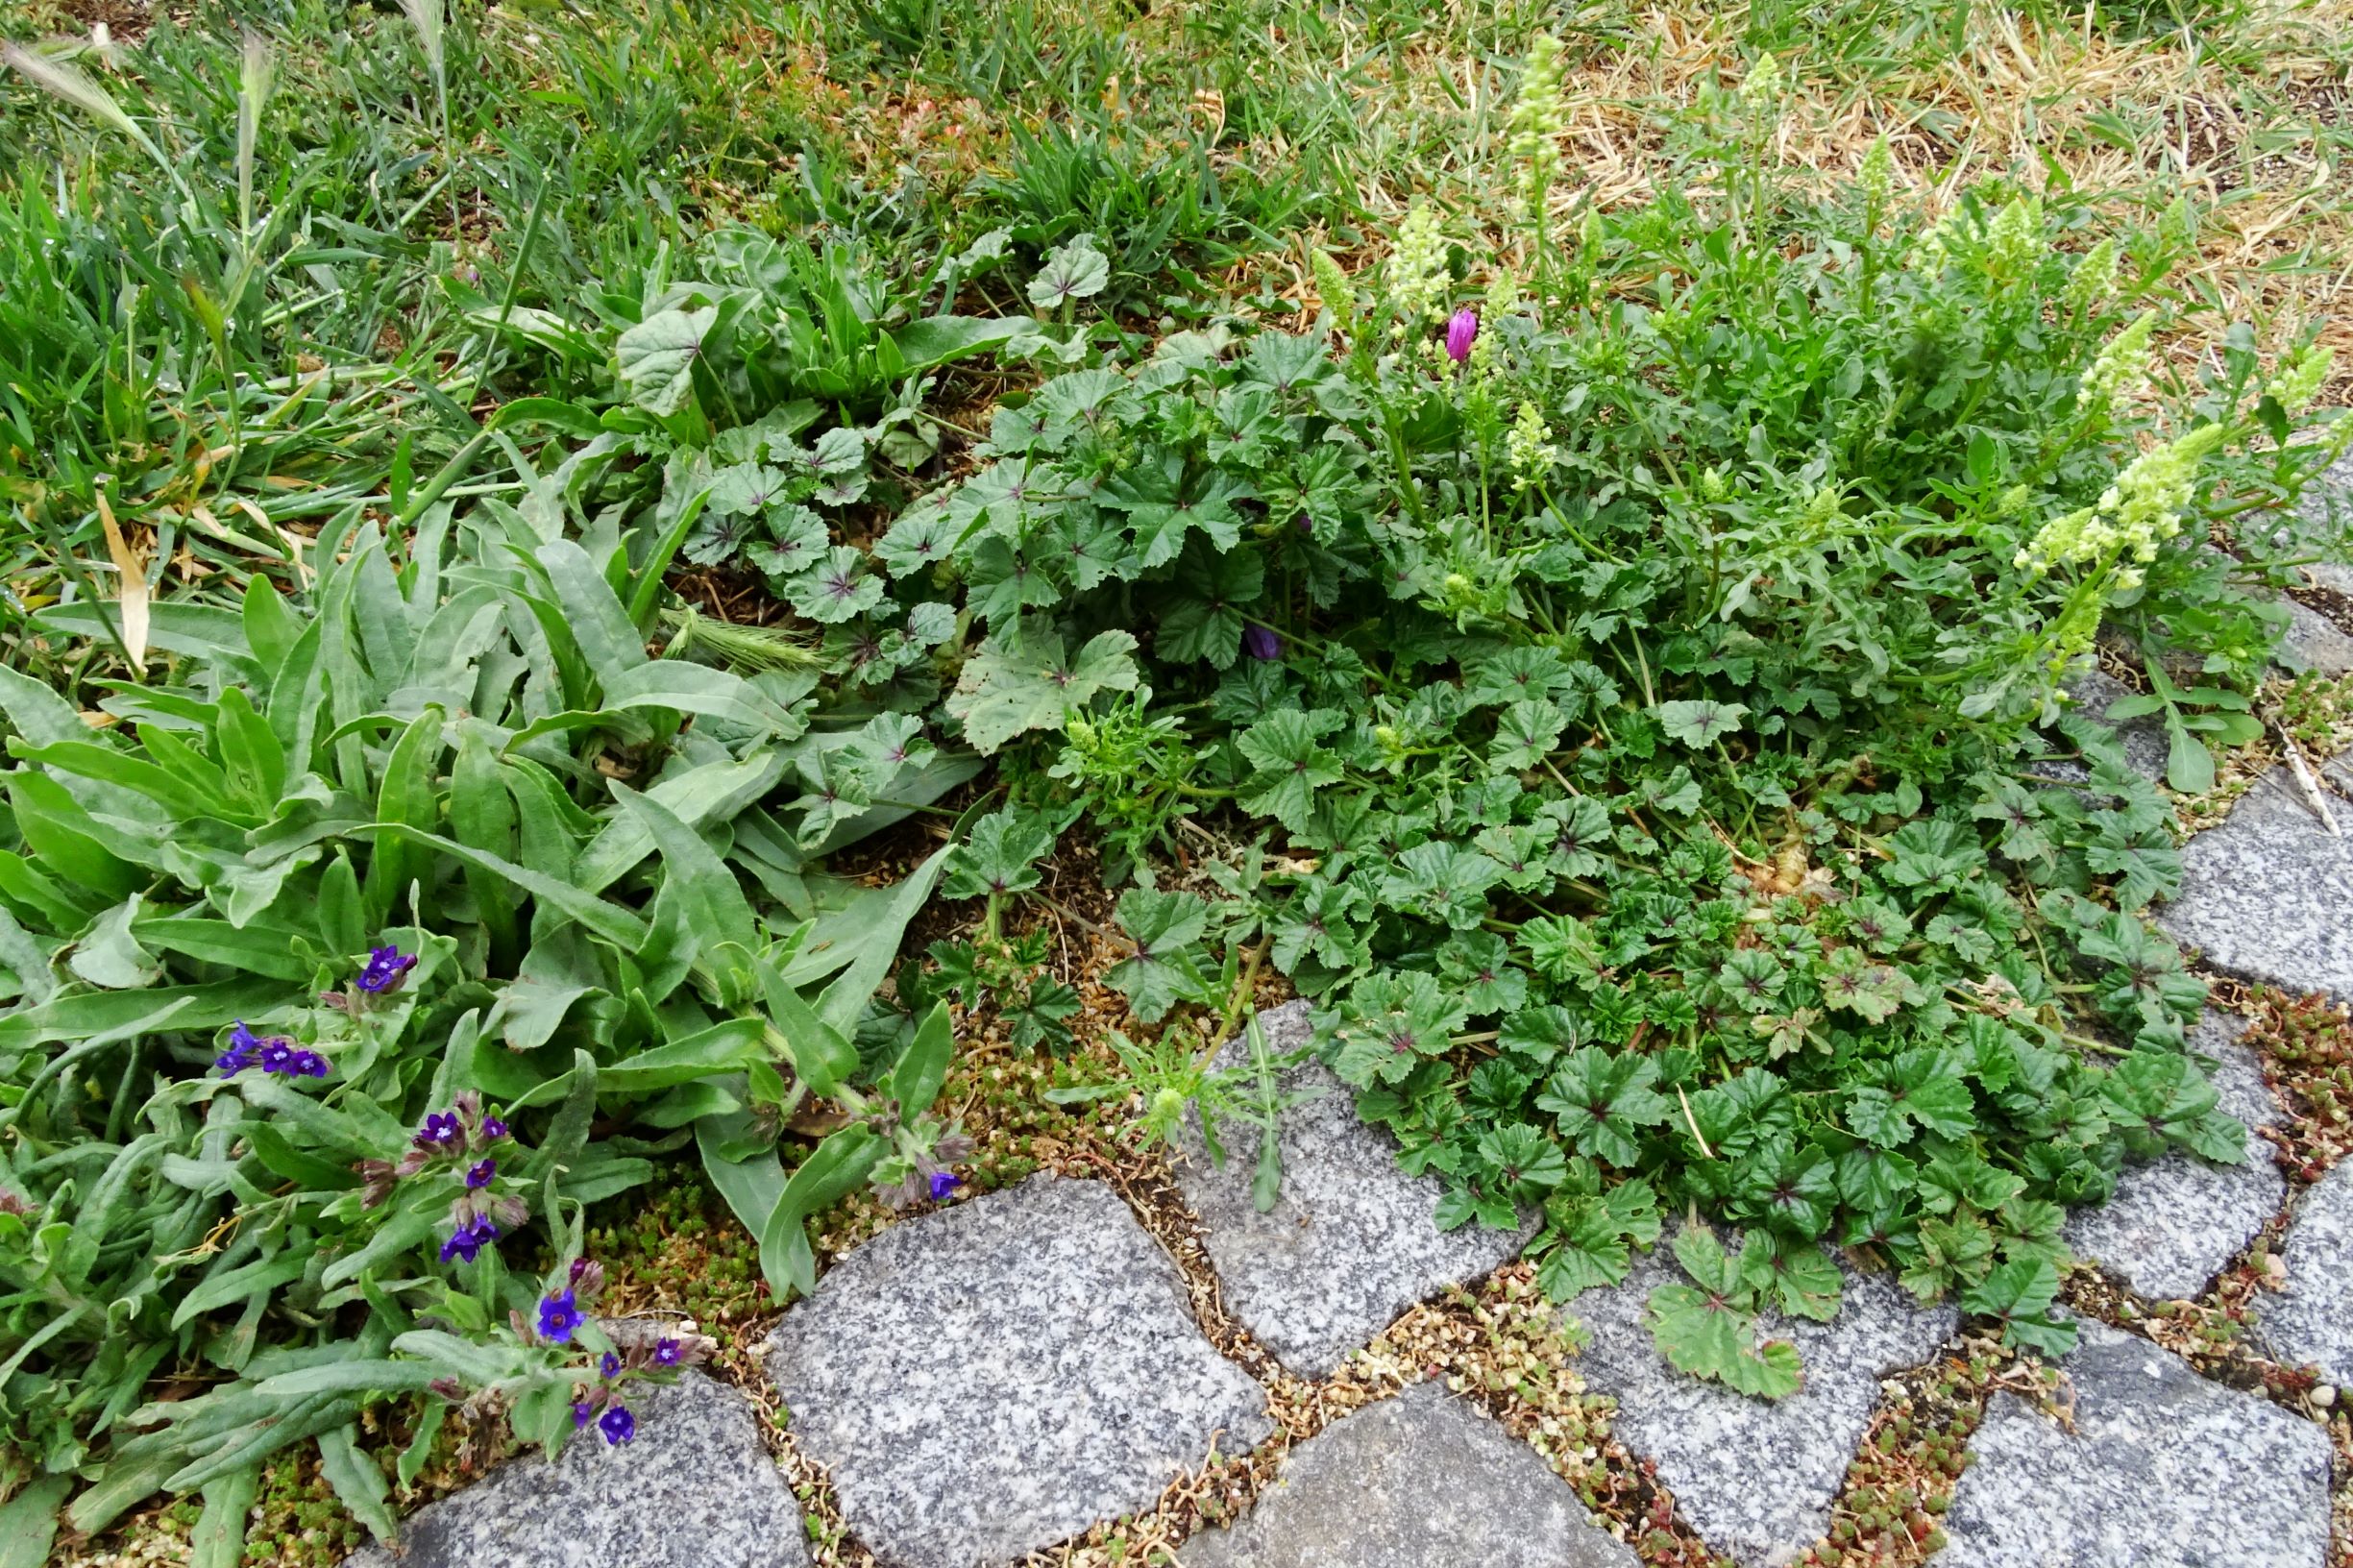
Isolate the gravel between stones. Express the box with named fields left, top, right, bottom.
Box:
left=1937, top=1322, right=2333, bottom=1568
left=763, top=1175, right=1273, bottom=1568
left=1179, top=1380, right=1635, bottom=1568
left=1169, top=1000, right=1531, bottom=1378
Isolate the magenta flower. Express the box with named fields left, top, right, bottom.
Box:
left=1445, top=307, right=1479, bottom=363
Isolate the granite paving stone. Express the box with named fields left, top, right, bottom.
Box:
left=1936, top=1321, right=2332, bottom=1568
left=764, top=1175, right=1273, bottom=1568
left=2280, top=599, right=2353, bottom=675
left=2063, top=1011, right=2287, bottom=1301
left=1170, top=1000, right=1530, bottom=1377
left=2259, top=1156, right=2353, bottom=1384
left=2063, top=668, right=2168, bottom=781
left=2293, top=445, right=2353, bottom=598
left=1179, top=1381, right=1635, bottom=1568
left=1565, top=1238, right=1955, bottom=1568
left=2155, top=763, right=2353, bottom=1004
left=344, top=1369, right=806, bottom=1568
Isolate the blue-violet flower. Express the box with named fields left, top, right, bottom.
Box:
left=465, top=1159, right=496, bottom=1189
left=356, top=943, right=417, bottom=994
left=653, top=1339, right=682, bottom=1368
left=601, top=1352, right=622, bottom=1380
left=438, top=1216, right=499, bottom=1264
left=573, top=1401, right=595, bottom=1430
left=216, top=1021, right=261, bottom=1075
left=1241, top=625, right=1281, bottom=661
left=599, top=1405, right=635, bottom=1446
left=928, top=1171, right=962, bottom=1201
left=537, top=1289, right=584, bottom=1344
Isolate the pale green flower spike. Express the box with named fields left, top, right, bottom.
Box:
left=1508, top=36, right=1565, bottom=225
left=1984, top=196, right=2042, bottom=283
left=2077, top=310, right=2156, bottom=419
left=1858, top=136, right=1896, bottom=220
left=1311, top=248, right=1356, bottom=331
left=1507, top=402, right=1560, bottom=487
left=2061, top=237, right=2120, bottom=316
left=2267, top=343, right=2335, bottom=416
left=1386, top=203, right=1451, bottom=330
left=2019, top=423, right=2229, bottom=577
left=1737, top=52, right=1784, bottom=120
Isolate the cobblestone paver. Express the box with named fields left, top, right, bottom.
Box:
left=763, top=1177, right=1272, bottom=1568
left=2261, top=1156, right=2353, bottom=1385
left=1170, top=999, right=1530, bottom=1378
left=345, top=1369, right=807, bottom=1568
left=1564, top=1239, right=1955, bottom=1568
left=1179, top=1381, right=1635, bottom=1568
left=1938, top=1322, right=2332, bottom=1568
left=2157, top=764, right=2353, bottom=1004
left=2063, top=1011, right=2287, bottom=1301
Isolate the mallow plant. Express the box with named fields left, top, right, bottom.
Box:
left=814, top=48, right=2347, bottom=1394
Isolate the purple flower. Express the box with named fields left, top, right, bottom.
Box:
left=437, top=1216, right=499, bottom=1264
left=928, top=1170, right=962, bottom=1201
left=537, top=1289, right=584, bottom=1344
left=215, top=1021, right=261, bottom=1076
left=292, top=1049, right=330, bottom=1078
left=573, top=1401, right=595, bottom=1430
left=601, top=1352, right=622, bottom=1380
left=257, top=1038, right=298, bottom=1074
left=416, top=1112, right=463, bottom=1149
left=480, top=1115, right=509, bottom=1141
left=356, top=944, right=417, bottom=995
left=1241, top=625, right=1281, bottom=661
left=465, top=1159, right=496, bottom=1189
left=653, top=1338, right=682, bottom=1368
left=599, top=1405, right=635, bottom=1446
left=1445, top=307, right=1479, bottom=363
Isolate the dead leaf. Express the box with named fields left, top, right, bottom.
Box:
left=96, top=493, right=149, bottom=668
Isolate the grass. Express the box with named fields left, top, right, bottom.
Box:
left=6, top=0, right=2353, bottom=1560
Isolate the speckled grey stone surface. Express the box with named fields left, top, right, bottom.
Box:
left=2260, top=1157, right=2353, bottom=1384
left=1564, top=1240, right=1955, bottom=1568
left=2293, top=446, right=2353, bottom=597
left=764, top=1176, right=1273, bottom=1568
left=342, top=1371, right=806, bottom=1568
left=2156, top=765, right=2353, bottom=1004
left=1937, top=1322, right=2332, bottom=1568
left=1169, top=1001, right=1531, bottom=1378
left=2281, top=600, right=2353, bottom=674
left=1179, top=1381, right=1634, bottom=1568
left=2065, top=669, right=2169, bottom=780
left=2064, top=1012, right=2286, bottom=1301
